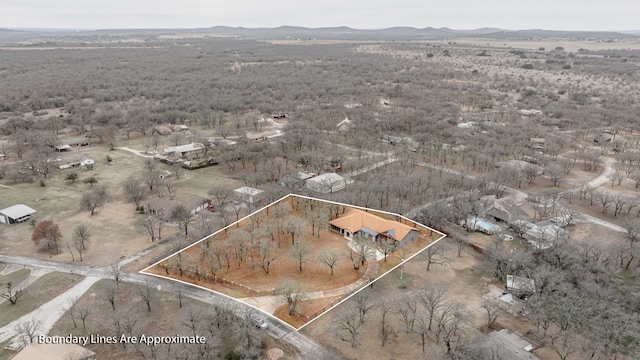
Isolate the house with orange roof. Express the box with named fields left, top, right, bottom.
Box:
left=329, top=208, right=420, bottom=248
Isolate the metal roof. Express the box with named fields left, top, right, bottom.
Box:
left=0, top=204, right=36, bottom=219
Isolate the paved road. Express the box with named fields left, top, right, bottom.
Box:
left=0, top=255, right=327, bottom=357
left=0, top=276, right=101, bottom=348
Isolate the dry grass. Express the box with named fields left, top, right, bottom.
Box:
left=46, top=278, right=297, bottom=360
left=0, top=268, right=31, bottom=290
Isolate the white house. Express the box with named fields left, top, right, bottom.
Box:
left=163, top=143, right=205, bottom=157
left=305, top=173, right=347, bottom=194
left=57, top=157, right=94, bottom=170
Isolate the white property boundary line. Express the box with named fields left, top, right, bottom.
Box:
left=140, top=193, right=447, bottom=331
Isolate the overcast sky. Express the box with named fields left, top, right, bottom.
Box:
left=1, top=0, right=638, bottom=32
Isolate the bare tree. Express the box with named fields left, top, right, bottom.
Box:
left=80, top=183, right=109, bottom=216
left=72, top=224, right=90, bottom=261
left=183, top=308, right=203, bottom=337
left=286, top=216, right=304, bottom=245
left=333, top=305, right=365, bottom=348
left=419, top=282, right=450, bottom=331
left=452, top=235, right=468, bottom=257
left=288, top=238, right=312, bottom=272
left=422, top=243, right=448, bottom=271
left=276, top=279, right=306, bottom=316
left=353, top=290, right=374, bottom=325
left=171, top=205, right=194, bottom=236
left=14, top=319, right=42, bottom=348
left=379, top=299, right=395, bottom=347
left=66, top=296, right=79, bottom=328
left=352, top=234, right=373, bottom=269
left=318, top=249, right=340, bottom=275
left=109, top=264, right=127, bottom=287
left=1, top=281, right=24, bottom=305
left=396, top=296, right=418, bottom=333
left=208, top=188, right=233, bottom=208
left=122, top=176, right=147, bottom=209
left=104, top=284, right=118, bottom=310
left=481, top=298, right=506, bottom=328
left=136, top=280, right=154, bottom=312
left=256, top=238, right=278, bottom=274
left=376, top=237, right=396, bottom=262
left=77, top=304, right=91, bottom=330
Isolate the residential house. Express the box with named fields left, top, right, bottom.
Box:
left=162, top=143, right=205, bottom=158
left=329, top=208, right=420, bottom=248
left=67, top=138, right=92, bottom=147
left=12, top=343, right=96, bottom=360
left=53, top=144, right=72, bottom=152
left=506, top=275, right=536, bottom=297
left=305, top=173, right=347, bottom=194
left=153, top=125, right=172, bottom=135
left=0, top=204, right=36, bottom=224
left=146, top=196, right=209, bottom=219
left=522, top=220, right=569, bottom=249
left=481, top=195, right=526, bottom=224
left=56, top=157, right=95, bottom=170
left=594, top=131, right=627, bottom=152
left=234, top=186, right=265, bottom=204
left=280, top=171, right=315, bottom=189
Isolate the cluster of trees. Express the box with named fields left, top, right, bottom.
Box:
left=55, top=269, right=274, bottom=360
left=332, top=284, right=473, bottom=356
left=489, top=230, right=640, bottom=359
left=31, top=220, right=90, bottom=260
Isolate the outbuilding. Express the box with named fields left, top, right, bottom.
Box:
left=0, top=204, right=37, bottom=224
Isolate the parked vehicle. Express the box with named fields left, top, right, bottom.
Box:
left=249, top=314, right=268, bottom=329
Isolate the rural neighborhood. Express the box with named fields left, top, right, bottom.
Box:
left=0, top=24, right=640, bottom=360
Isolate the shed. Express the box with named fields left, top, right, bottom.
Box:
left=0, top=204, right=37, bottom=224
left=234, top=186, right=265, bottom=204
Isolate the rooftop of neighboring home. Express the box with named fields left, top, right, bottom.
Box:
left=234, top=186, right=264, bottom=196
left=163, top=143, right=205, bottom=155
left=12, top=343, right=95, bottom=360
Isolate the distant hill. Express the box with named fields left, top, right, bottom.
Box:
left=198, top=26, right=638, bottom=41
left=0, top=26, right=637, bottom=45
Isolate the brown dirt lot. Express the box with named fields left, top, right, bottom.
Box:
left=144, top=196, right=443, bottom=329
